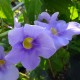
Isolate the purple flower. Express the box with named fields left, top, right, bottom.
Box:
left=34, top=12, right=80, bottom=50
left=6, top=24, right=56, bottom=71
left=8, top=17, right=21, bottom=29
left=14, top=17, right=21, bottom=28
left=0, top=46, right=19, bottom=80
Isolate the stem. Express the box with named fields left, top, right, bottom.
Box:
left=12, top=2, right=24, bottom=11
left=19, top=72, right=29, bottom=79
left=48, top=59, right=55, bottom=78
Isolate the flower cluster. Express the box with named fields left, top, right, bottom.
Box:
left=1, top=12, right=80, bottom=80
left=34, top=12, right=80, bottom=50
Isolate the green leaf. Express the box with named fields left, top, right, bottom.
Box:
left=18, top=0, right=23, bottom=2
left=29, top=58, right=48, bottom=80
left=18, top=13, right=24, bottom=23
left=50, top=48, right=70, bottom=74
left=41, top=0, right=73, bottom=21
left=0, top=9, right=6, bottom=18
left=24, top=0, right=42, bottom=24
left=69, top=6, right=78, bottom=20
left=0, top=0, right=14, bottom=26
left=0, top=31, right=8, bottom=37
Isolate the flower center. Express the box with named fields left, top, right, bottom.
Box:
left=0, top=60, right=5, bottom=66
left=23, top=37, right=33, bottom=49
left=51, top=28, right=57, bottom=35
left=41, top=19, right=48, bottom=23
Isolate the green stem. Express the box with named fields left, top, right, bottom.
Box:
left=48, top=59, right=55, bottom=79
left=19, top=72, right=29, bottom=79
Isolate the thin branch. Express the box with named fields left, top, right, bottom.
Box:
left=19, top=72, right=29, bottom=79
left=12, top=2, right=24, bottom=11
left=48, top=59, right=55, bottom=79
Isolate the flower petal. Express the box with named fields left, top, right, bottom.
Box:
left=67, top=22, right=80, bottom=35
left=38, top=47, right=56, bottom=59
left=14, top=17, right=21, bottom=28
left=0, top=46, right=4, bottom=53
left=52, top=20, right=68, bottom=32
left=5, top=44, right=23, bottom=64
left=3, top=65, right=19, bottom=80
left=61, top=22, right=80, bottom=40
left=24, top=24, right=46, bottom=38
left=37, top=33, right=56, bottom=58
left=21, top=50, right=40, bottom=71
left=50, top=12, right=59, bottom=23
left=53, top=36, right=69, bottom=49
left=8, top=27, right=24, bottom=46
left=0, top=46, right=5, bottom=59
left=0, top=71, right=3, bottom=80
left=34, top=21, right=50, bottom=29
left=38, top=12, right=50, bottom=23
left=59, top=30, right=74, bottom=40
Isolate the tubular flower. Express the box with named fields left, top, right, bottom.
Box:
left=14, top=17, right=21, bottom=28
left=34, top=12, right=80, bottom=50
left=0, top=46, right=19, bottom=80
left=8, top=17, right=21, bottom=29
left=6, top=24, right=56, bottom=71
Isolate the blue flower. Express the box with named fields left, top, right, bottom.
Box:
left=0, top=46, right=19, bottom=80
left=6, top=24, right=56, bottom=71
left=34, top=12, right=80, bottom=50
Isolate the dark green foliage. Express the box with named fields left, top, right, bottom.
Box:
left=41, top=0, right=72, bottom=21
left=24, top=0, right=42, bottom=24
left=50, top=48, right=70, bottom=74
left=65, top=36, right=80, bottom=80
left=0, top=0, right=14, bottom=26
left=0, top=0, right=80, bottom=80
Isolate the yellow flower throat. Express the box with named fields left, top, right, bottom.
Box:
left=0, top=60, right=5, bottom=66
left=23, top=37, right=33, bottom=49
left=51, top=28, right=57, bottom=35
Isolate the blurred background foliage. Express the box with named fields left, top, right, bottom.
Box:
left=0, top=0, right=80, bottom=80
